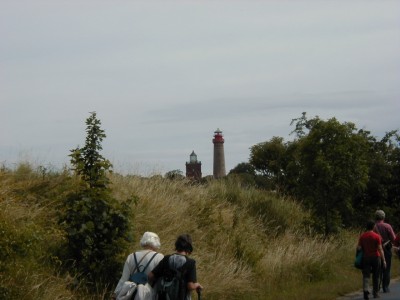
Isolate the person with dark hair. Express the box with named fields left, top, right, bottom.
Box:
left=373, top=210, right=396, bottom=293
left=149, top=234, right=203, bottom=300
left=357, top=220, right=386, bottom=299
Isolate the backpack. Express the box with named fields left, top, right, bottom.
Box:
left=158, top=256, right=188, bottom=300
left=354, top=249, right=363, bottom=269
left=129, top=251, right=158, bottom=285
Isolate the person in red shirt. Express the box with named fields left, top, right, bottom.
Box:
left=358, top=220, right=386, bottom=299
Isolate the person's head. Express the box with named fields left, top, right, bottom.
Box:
left=375, top=210, right=385, bottom=221
left=175, top=234, right=193, bottom=254
left=366, top=220, right=375, bottom=231
left=140, top=232, right=161, bottom=250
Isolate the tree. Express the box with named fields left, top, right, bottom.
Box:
left=291, top=114, right=370, bottom=234
left=387, top=133, right=400, bottom=229
left=248, top=112, right=398, bottom=233
left=229, top=162, right=256, bottom=175
left=227, top=162, right=259, bottom=188
left=249, top=136, right=297, bottom=191
left=60, top=112, right=131, bottom=287
left=69, top=112, right=112, bottom=189
left=165, top=169, right=185, bottom=180
left=354, top=130, right=400, bottom=228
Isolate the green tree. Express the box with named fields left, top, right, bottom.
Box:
left=291, top=114, right=370, bottom=234
left=229, top=162, right=256, bottom=175
left=165, top=169, right=185, bottom=180
left=387, top=132, right=400, bottom=229
left=354, top=130, right=400, bottom=227
left=248, top=112, right=398, bottom=233
left=60, top=112, right=131, bottom=287
left=227, top=162, right=259, bottom=188
left=250, top=137, right=285, bottom=178
left=249, top=136, right=297, bottom=191
left=69, top=112, right=112, bottom=189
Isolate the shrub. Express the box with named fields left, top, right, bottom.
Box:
left=59, top=112, right=131, bottom=288
left=60, top=189, right=131, bottom=285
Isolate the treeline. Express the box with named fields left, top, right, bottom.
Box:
left=229, top=112, right=400, bottom=235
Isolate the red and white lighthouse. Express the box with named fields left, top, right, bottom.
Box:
left=213, top=128, right=226, bottom=178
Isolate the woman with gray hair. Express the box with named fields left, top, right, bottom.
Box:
left=113, top=232, right=164, bottom=300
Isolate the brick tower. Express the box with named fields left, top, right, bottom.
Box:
left=185, top=151, right=202, bottom=180
left=213, top=128, right=226, bottom=178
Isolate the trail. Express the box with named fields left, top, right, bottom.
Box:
left=337, top=278, right=400, bottom=300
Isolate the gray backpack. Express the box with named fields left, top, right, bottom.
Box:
left=158, top=255, right=187, bottom=300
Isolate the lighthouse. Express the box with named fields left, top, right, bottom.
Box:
left=185, top=151, right=202, bottom=180
left=213, top=128, right=226, bottom=178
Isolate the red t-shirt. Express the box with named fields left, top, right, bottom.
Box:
left=358, top=231, right=382, bottom=258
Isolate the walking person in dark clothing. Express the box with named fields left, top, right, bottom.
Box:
left=374, top=210, right=396, bottom=293
left=149, top=234, right=203, bottom=300
left=358, top=220, right=386, bottom=299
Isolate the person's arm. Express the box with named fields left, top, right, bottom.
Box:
left=148, top=255, right=167, bottom=286
left=393, top=234, right=400, bottom=253
left=113, top=255, right=134, bottom=297
left=186, top=259, right=203, bottom=292
left=388, top=224, right=396, bottom=242
left=147, top=271, right=155, bottom=285
left=378, top=244, right=387, bottom=269
left=356, top=237, right=362, bottom=252
left=187, top=281, right=203, bottom=291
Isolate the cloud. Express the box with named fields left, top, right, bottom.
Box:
left=1, top=0, right=399, bottom=175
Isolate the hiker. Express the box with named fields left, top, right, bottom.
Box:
left=373, top=209, right=396, bottom=293
left=148, top=234, right=203, bottom=300
left=357, top=220, right=386, bottom=300
left=112, top=232, right=164, bottom=300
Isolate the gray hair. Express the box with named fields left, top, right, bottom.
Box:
left=375, top=210, right=385, bottom=220
left=140, top=232, right=161, bottom=250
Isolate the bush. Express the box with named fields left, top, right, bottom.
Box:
left=60, top=188, right=131, bottom=285
left=58, top=112, right=132, bottom=288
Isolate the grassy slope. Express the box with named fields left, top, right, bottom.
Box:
left=2, top=164, right=392, bottom=299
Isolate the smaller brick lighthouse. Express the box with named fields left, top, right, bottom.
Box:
left=185, top=151, right=202, bottom=180
left=213, top=128, right=226, bottom=178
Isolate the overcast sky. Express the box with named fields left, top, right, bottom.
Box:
left=1, top=1, right=399, bottom=176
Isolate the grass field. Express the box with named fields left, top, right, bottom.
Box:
left=1, top=162, right=397, bottom=299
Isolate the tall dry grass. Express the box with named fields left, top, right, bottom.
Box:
left=0, top=163, right=368, bottom=299
left=110, top=174, right=363, bottom=299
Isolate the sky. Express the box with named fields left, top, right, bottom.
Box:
left=1, top=1, right=399, bottom=176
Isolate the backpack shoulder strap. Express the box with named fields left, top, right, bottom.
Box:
left=132, top=251, right=152, bottom=274
left=142, top=252, right=158, bottom=273
left=133, top=252, right=140, bottom=273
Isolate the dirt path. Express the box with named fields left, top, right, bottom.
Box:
left=337, top=278, right=400, bottom=300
